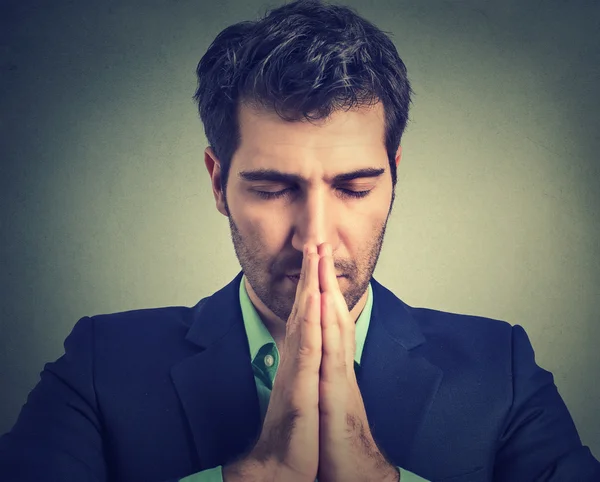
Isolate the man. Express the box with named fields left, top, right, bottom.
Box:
left=1, top=0, right=599, bottom=481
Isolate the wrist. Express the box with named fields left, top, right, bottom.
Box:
left=222, top=454, right=272, bottom=482
left=377, top=461, right=400, bottom=482
left=389, top=465, right=401, bottom=482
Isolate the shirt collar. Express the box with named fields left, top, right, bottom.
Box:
left=239, top=273, right=374, bottom=366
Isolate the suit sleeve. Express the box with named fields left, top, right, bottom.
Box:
left=493, top=324, right=600, bottom=481
left=0, top=316, right=108, bottom=481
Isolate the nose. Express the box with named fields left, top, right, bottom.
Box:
left=290, top=187, right=340, bottom=256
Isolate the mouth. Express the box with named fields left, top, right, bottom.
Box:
left=286, top=275, right=345, bottom=283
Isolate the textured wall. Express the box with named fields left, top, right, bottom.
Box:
left=1, top=0, right=599, bottom=459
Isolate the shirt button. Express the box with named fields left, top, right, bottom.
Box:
left=264, top=354, right=274, bottom=367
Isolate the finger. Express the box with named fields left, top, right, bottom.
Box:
left=286, top=244, right=318, bottom=353
left=319, top=290, right=349, bottom=444
left=292, top=244, right=317, bottom=326
left=288, top=244, right=308, bottom=329
left=297, top=243, right=314, bottom=296
left=319, top=290, right=345, bottom=415
left=301, top=248, right=322, bottom=339
left=287, top=244, right=308, bottom=333
left=318, top=243, right=344, bottom=306
left=306, top=249, right=321, bottom=300
left=320, top=243, right=355, bottom=377
left=319, top=250, right=344, bottom=382
left=318, top=242, right=334, bottom=294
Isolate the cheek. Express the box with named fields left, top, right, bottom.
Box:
left=233, top=193, right=265, bottom=227
left=348, top=204, right=389, bottom=247
left=356, top=197, right=389, bottom=225
left=237, top=202, right=290, bottom=244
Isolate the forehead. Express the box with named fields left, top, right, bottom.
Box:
left=234, top=101, right=387, bottom=167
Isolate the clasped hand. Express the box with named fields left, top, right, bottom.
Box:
left=313, top=242, right=398, bottom=482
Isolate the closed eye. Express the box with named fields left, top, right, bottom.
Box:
left=253, top=187, right=372, bottom=200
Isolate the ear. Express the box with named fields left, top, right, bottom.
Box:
left=395, top=145, right=402, bottom=169
left=204, top=146, right=229, bottom=217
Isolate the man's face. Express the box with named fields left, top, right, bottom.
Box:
left=205, top=101, right=400, bottom=326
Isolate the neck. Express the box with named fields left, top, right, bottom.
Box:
left=244, top=276, right=368, bottom=346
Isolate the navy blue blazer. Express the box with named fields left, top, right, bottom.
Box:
left=1, top=271, right=599, bottom=482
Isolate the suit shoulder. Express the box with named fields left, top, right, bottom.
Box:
left=86, top=298, right=208, bottom=346
left=402, top=303, right=517, bottom=367
left=408, top=304, right=513, bottom=337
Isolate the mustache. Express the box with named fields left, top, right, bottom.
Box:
left=278, top=256, right=351, bottom=276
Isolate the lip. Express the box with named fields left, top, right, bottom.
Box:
left=286, top=274, right=345, bottom=281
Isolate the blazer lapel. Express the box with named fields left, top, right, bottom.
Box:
left=171, top=272, right=444, bottom=471
left=359, top=278, right=443, bottom=467
left=170, top=271, right=262, bottom=470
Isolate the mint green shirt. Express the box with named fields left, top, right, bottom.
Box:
left=181, top=275, right=429, bottom=482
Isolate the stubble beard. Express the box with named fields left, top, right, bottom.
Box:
left=225, top=194, right=392, bottom=325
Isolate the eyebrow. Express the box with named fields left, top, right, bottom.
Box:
left=238, top=167, right=386, bottom=184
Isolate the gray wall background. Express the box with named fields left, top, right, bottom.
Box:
left=1, top=0, right=599, bottom=460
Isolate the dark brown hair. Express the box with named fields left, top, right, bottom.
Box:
left=193, top=0, right=413, bottom=199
